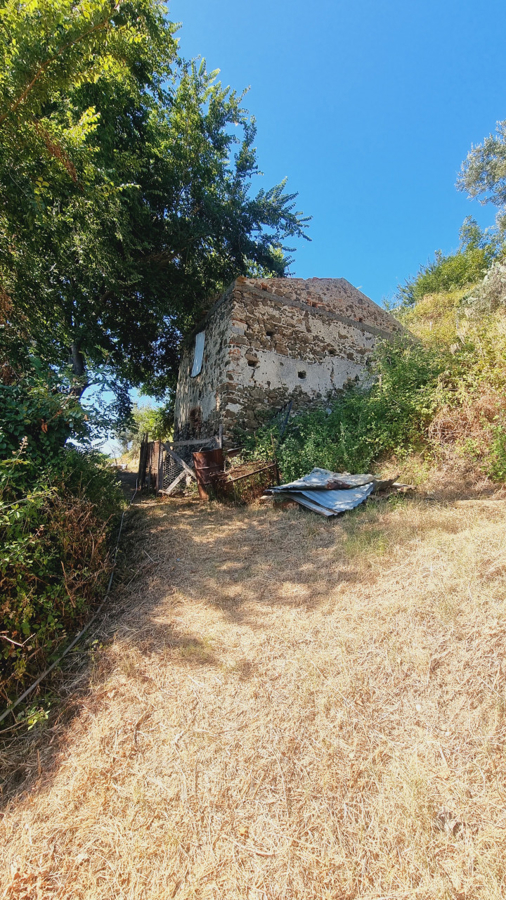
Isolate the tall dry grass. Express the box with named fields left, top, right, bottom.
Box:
left=2, top=493, right=506, bottom=898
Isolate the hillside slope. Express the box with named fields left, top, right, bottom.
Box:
left=241, top=258, right=506, bottom=498
left=395, top=258, right=506, bottom=492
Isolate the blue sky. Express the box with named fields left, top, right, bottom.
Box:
left=169, top=0, right=506, bottom=305
left=106, top=0, right=506, bottom=455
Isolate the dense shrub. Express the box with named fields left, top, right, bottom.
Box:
left=0, top=364, right=88, bottom=466
left=397, top=247, right=491, bottom=306
left=0, top=367, right=123, bottom=705
left=0, top=449, right=123, bottom=703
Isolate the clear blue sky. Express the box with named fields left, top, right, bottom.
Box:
left=169, top=0, right=506, bottom=305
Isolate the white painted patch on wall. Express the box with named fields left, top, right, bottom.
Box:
left=191, top=331, right=206, bottom=377
left=236, top=349, right=363, bottom=395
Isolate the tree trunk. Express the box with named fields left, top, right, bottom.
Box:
left=70, top=341, right=88, bottom=398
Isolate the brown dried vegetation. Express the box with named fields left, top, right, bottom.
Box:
left=2, top=489, right=506, bottom=898
left=0, top=493, right=112, bottom=702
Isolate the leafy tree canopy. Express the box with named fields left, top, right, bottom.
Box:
left=458, top=120, right=506, bottom=232
left=0, top=0, right=309, bottom=407
left=396, top=217, right=503, bottom=307
left=115, top=400, right=173, bottom=454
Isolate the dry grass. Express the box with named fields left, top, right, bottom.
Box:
left=2, top=491, right=506, bottom=899
left=379, top=441, right=506, bottom=503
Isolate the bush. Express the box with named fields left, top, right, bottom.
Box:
left=397, top=248, right=491, bottom=306
left=0, top=448, right=123, bottom=704
left=0, top=363, right=88, bottom=468
left=486, top=426, right=506, bottom=482
left=0, top=364, right=123, bottom=705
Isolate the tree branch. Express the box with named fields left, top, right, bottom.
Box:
left=0, top=4, right=122, bottom=127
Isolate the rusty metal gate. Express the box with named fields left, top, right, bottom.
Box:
left=137, top=426, right=279, bottom=501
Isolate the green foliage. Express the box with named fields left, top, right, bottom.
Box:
left=115, top=401, right=173, bottom=454
left=246, top=338, right=447, bottom=483
left=0, top=361, right=122, bottom=705
left=0, top=1, right=309, bottom=399
left=397, top=218, right=503, bottom=307
left=0, top=446, right=122, bottom=704
left=458, top=120, right=506, bottom=232
left=487, top=425, right=506, bottom=482
left=0, top=361, right=88, bottom=467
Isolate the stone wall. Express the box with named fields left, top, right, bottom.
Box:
left=174, top=277, right=402, bottom=440
left=240, top=277, right=402, bottom=334
left=174, top=285, right=235, bottom=440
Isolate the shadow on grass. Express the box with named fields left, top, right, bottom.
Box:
left=0, top=489, right=473, bottom=808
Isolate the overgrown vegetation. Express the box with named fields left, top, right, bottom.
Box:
left=396, top=216, right=503, bottom=306
left=245, top=338, right=448, bottom=481
left=247, top=224, right=506, bottom=485
left=0, top=365, right=123, bottom=704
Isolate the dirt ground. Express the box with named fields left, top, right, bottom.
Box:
left=2, top=490, right=506, bottom=899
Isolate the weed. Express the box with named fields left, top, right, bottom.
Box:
left=487, top=425, right=506, bottom=481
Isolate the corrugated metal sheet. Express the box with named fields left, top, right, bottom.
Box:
left=271, top=468, right=374, bottom=492
left=268, top=468, right=375, bottom=516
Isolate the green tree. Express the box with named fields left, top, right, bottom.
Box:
left=115, top=401, right=173, bottom=454
left=0, top=0, right=309, bottom=403
left=396, top=217, right=502, bottom=306
left=457, top=120, right=506, bottom=232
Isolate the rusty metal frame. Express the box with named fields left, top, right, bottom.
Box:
left=227, top=462, right=278, bottom=484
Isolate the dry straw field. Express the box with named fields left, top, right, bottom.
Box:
left=2, top=486, right=506, bottom=899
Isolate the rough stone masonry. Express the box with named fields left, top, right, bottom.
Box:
left=174, top=277, right=402, bottom=441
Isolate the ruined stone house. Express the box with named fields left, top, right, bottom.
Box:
left=174, top=277, right=402, bottom=441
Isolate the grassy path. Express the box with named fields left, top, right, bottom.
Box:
left=2, top=494, right=506, bottom=898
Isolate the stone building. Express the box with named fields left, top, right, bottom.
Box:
left=174, top=276, right=402, bottom=440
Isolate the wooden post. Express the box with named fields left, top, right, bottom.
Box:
left=137, top=433, right=149, bottom=490
left=155, top=441, right=163, bottom=493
